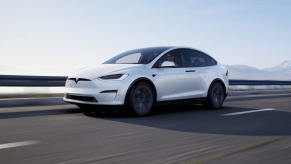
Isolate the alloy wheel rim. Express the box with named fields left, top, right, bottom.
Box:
left=213, top=86, right=223, bottom=106
left=133, top=85, right=153, bottom=114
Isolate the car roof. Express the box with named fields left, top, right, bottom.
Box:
left=139, top=46, right=210, bottom=55
left=131, top=46, right=216, bottom=61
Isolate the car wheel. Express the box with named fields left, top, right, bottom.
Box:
left=207, top=83, right=225, bottom=109
left=128, top=82, right=154, bottom=116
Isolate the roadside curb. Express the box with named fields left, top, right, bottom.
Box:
left=1, top=90, right=291, bottom=108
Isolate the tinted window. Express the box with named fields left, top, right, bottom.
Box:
left=184, top=49, right=217, bottom=67
left=103, top=47, right=171, bottom=64
left=153, top=49, right=187, bottom=68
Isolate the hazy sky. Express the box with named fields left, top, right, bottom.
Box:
left=1, top=0, right=290, bottom=76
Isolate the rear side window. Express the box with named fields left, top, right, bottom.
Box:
left=184, top=49, right=217, bottom=67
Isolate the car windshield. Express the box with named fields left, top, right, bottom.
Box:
left=103, top=47, right=171, bottom=64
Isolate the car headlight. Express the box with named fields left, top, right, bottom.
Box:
left=98, top=74, right=129, bottom=81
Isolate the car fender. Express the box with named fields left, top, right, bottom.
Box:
left=124, top=77, right=157, bottom=106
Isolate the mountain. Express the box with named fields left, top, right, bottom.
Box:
left=263, top=60, right=291, bottom=73
left=223, top=64, right=270, bottom=74
left=223, top=62, right=291, bottom=80
left=1, top=61, right=291, bottom=80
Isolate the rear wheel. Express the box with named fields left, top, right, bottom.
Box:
left=127, top=82, right=154, bottom=117
left=207, top=83, right=225, bottom=109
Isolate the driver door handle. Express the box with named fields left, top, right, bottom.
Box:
left=186, top=70, right=196, bottom=72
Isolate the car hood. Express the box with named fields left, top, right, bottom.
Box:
left=69, top=64, right=145, bottom=80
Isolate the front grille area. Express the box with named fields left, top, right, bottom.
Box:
left=67, top=78, right=91, bottom=82
left=65, top=78, right=97, bottom=89
left=66, top=94, right=97, bottom=102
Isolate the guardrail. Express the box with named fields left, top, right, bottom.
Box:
left=1, top=75, right=291, bottom=86
left=0, top=75, right=67, bottom=86
left=229, top=80, right=291, bottom=85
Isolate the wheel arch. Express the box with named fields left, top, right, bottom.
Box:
left=207, top=78, right=227, bottom=98
left=124, top=77, right=157, bottom=106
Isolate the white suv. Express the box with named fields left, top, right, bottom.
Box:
left=64, top=46, right=229, bottom=116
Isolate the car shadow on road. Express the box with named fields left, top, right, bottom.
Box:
left=84, top=104, right=291, bottom=136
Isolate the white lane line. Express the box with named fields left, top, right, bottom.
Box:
left=0, top=141, right=40, bottom=150
left=222, top=108, right=275, bottom=116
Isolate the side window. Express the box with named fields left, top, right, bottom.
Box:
left=153, top=49, right=187, bottom=68
left=184, top=50, right=217, bottom=67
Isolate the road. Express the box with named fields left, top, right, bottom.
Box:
left=0, top=93, right=291, bottom=164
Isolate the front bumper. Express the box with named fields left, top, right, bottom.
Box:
left=63, top=78, right=130, bottom=105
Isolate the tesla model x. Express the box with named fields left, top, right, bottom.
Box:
left=64, top=46, right=229, bottom=116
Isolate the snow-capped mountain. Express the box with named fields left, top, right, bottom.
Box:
left=223, top=64, right=270, bottom=74
left=1, top=61, right=291, bottom=80
left=263, top=60, right=291, bottom=73
left=223, top=61, right=291, bottom=80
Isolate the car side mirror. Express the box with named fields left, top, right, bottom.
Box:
left=160, top=61, right=175, bottom=68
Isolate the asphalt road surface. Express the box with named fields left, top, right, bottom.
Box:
left=0, top=93, right=291, bottom=164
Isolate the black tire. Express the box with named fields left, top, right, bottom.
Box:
left=127, top=82, right=155, bottom=117
left=207, top=83, right=225, bottom=109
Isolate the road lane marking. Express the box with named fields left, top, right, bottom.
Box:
left=222, top=108, right=275, bottom=116
left=0, top=141, right=40, bottom=150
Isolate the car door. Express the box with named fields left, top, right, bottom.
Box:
left=153, top=49, right=201, bottom=101
left=183, top=49, right=218, bottom=98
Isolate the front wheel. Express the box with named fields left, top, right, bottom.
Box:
left=127, top=82, right=155, bottom=117
left=207, top=83, right=225, bottom=109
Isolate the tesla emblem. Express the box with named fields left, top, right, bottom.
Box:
left=75, top=78, right=79, bottom=83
